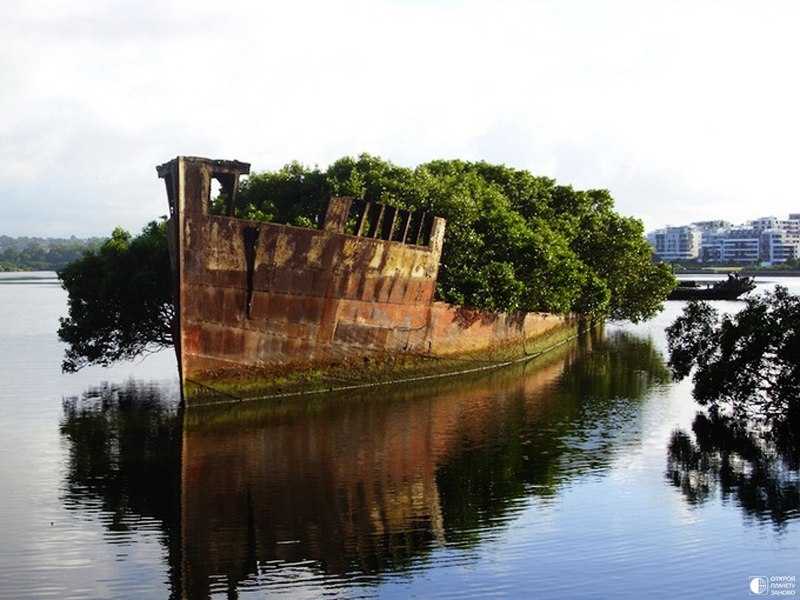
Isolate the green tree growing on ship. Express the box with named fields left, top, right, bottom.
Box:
left=58, top=155, right=676, bottom=371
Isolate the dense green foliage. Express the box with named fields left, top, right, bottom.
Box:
left=58, top=155, right=675, bottom=371
left=0, top=235, right=102, bottom=271
left=231, top=154, right=675, bottom=321
left=666, top=287, right=800, bottom=441
left=58, top=221, right=173, bottom=372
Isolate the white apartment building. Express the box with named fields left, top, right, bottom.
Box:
left=749, top=215, right=800, bottom=265
left=718, top=229, right=761, bottom=263
left=647, top=214, right=800, bottom=264
left=646, top=225, right=701, bottom=261
left=760, top=229, right=797, bottom=264
left=692, top=221, right=732, bottom=263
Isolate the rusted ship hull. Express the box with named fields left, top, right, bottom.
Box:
left=158, top=156, right=579, bottom=404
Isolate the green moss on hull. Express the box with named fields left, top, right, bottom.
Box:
left=183, top=322, right=600, bottom=429
left=183, top=318, right=595, bottom=406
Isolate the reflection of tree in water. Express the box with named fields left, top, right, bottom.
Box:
left=664, top=286, right=800, bottom=528
left=666, top=412, right=800, bottom=529
left=438, top=329, right=672, bottom=541
left=60, top=381, right=183, bottom=597
left=58, top=329, right=672, bottom=597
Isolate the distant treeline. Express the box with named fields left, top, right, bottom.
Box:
left=0, top=235, right=103, bottom=272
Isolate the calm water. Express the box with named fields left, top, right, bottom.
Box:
left=0, top=272, right=797, bottom=599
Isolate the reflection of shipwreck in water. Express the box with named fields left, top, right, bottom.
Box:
left=157, top=156, right=579, bottom=404
left=179, top=342, right=581, bottom=597
left=59, top=326, right=686, bottom=597
left=57, top=340, right=589, bottom=598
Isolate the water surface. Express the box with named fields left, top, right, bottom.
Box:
left=0, top=272, right=797, bottom=599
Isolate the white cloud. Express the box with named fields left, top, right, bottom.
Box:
left=2, top=0, right=800, bottom=237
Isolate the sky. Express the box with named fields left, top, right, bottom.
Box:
left=2, top=0, right=799, bottom=238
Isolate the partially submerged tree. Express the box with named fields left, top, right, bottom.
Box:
left=665, top=286, right=800, bottom=442
left=58, top=221, right=173, bottom=372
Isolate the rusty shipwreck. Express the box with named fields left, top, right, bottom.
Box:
left=158, top=156, right=581, bottom=404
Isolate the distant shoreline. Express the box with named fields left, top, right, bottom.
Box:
left=4, top=268, right=800, bottom=277
left=675, top=268, right=800, bottom=277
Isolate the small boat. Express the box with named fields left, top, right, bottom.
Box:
left=667, top=274, right=756, bottom=301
